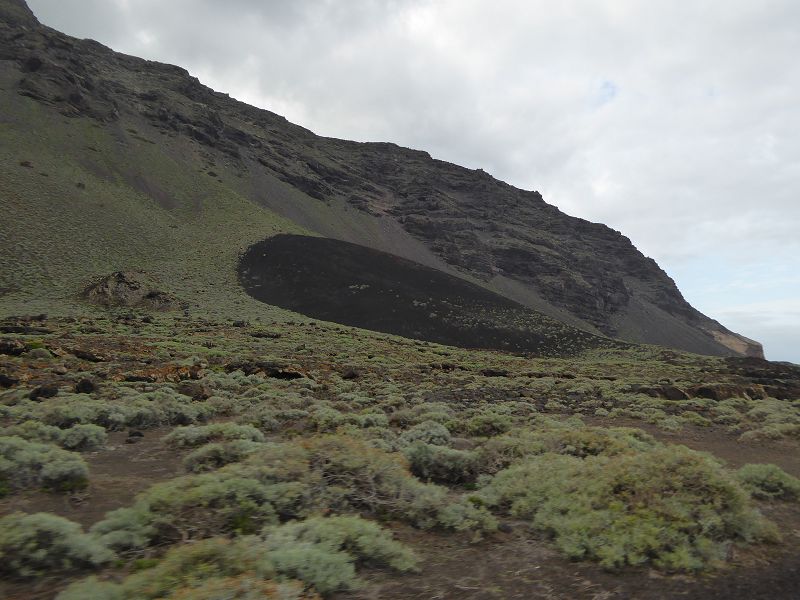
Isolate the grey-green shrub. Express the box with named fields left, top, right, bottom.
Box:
left=91, top=469, right=298, bottom=551
left=473, top=423, right=658, bottom=475
left=58, top=579, right=124, bottom=600
left=65, top=516, right=416, bottom=597
left=264, top=515, right=417, bottom=571
left=183, top=440, right=262, bottom=472
left=404, top=442, right=478, bottom=484
left=478, top=445, right=779, bottom=571
left=164, top=423, right=265, bottom=447
left=60, top=424, right=108, bottom=451
left=1, top=421, right=106, bottom=451
left=462, top=411, right=513, bottom=437
left=0, top=435, right=89, bottom=494
left=736, top=463, right=800, bottom=500
left=263, top=516, right=417, bottom=593
left=0, top=512, right=113, bottom=578
left=309, top=407, right=366, bottom=432
left=399, top=420, right=451, bottom=447
left=1, top=420, right=63, bottom=444
left=57, top=537, right=307, bottom=600
left=8, top=389, right=215, bottom=430
left=91, top=435, right=496, bottom=552
left=263, top=540, right=354, bottom=594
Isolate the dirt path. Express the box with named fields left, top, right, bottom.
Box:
left=339, top=508, right=800, bottom=600
left=0, top=428, right=185, bottom=527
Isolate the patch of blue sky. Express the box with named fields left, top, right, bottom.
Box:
left=591, top=80, right=618, bottom=108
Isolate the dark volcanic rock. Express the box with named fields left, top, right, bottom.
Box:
left=72, top=348, right=106, bottom=362
left=0, top=0, right=37, bottom=27
left=0, top=373, right=19, bottom=387
left=238, top=234, right=620, bottom=357
left=481, top=369, right=510, bottom=378
left=74, top=378, right=96, bottom=394
left=176, top=381, right=212, bottom=400
left=719, top=356, right=800, bottom=400
left=0, top=338, right=26, bottom=356
left=224, top=359, right=308, bottom=380
left=83, top=271, right=175, bottom=310
left=29, top=383, right=58, bottom=401
left=126, top=430, right=144, bottom=444
left=341, top=368, right=361, bottom=380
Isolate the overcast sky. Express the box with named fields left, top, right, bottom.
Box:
left=28, top=0, right=800, bottom=362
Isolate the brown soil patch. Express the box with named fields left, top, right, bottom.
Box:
left=0, top=428, right=185, bottom=527
left=338, top=510, right=800, bottom=600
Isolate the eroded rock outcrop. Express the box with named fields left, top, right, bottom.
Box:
left=83, top=272, right=175, bottom=310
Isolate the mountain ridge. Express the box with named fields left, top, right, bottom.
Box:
left=0, top=0, right=762, bottom=358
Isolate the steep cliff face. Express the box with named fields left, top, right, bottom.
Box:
left=0, top=0, right=762, bottom=357
left=0, top=0, right=36, bottom=27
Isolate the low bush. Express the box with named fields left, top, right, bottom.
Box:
left=530, top=425, right=657, bottom=458
left=65, top=516, right=416, bottom=597
left=477, top=445, right=778, bottom=571
left=91, top=469, right=298, bottom=551
left=473, top=423, right=657, bottom=475
left=736, top=463, right=800, bottom=500
left=309, top=407, right=388, bottom=432
left=91, top=435, right=496, bottom=552
left=0, top=435, right=89, bottom=494
left=404, top=442, right=479, bottom=484
left=399, top=420, right=451, bottom=447
left=388, top=402, right=453, bottom=428
left=680, top=411, right=712, bottom=427
left=0, top=512, right=113, bottom=579
left=334, top=424, right=399, bottom=452
left=8, top=388, right=216, bottom=431
left=709, top=403, right=742, bottom=426
left=60, top=424, right=108, bottom=451
left=1, top=420, right=63, bottom=444
left=239, top=407, right=309, bottom=432
left=164, top=423, right=265, bottom=448
left=263, top=516, right=418, bottom=593
left=183, top=440, right=262, bottom=472
left=1, top=421, right=107, bottom=451
left=58, top=538, right=314, bottom=600
left=462, top=411, right=513, bottom=437
left=738, top=398, right=800, bottom=441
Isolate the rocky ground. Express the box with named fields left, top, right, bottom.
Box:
left=1, top=313, right=798, bottom=599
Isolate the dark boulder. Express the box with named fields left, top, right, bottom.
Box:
left=481, top=368, right=510, bottom=378
left=0, top=373, right=19, bottom=388
left=341, top=368, right=361, bottom=380
left=74, top=378, right=96, bottom=394
left=0, top=339, right=26, bottom=356
left=72, top=348, right=106, bottom=363
left=176, top=381, right=212, bottom=400
left=29, top=383, right=59, bottom=401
